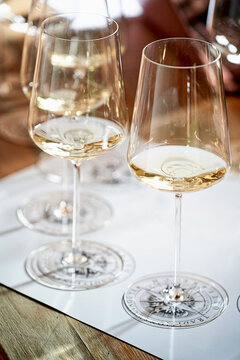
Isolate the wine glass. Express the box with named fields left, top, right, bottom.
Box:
left=207, top=0, right=240, bottom=92
left=123, top=38, right=231, bottom=327
left=0, top=0, right=29, bottom=99
left=0, top=0, right=32, bottom=146
left=23, top=0, right=129, bottom=186
left=26, top=12, right=128, bottom=289
left=18, top=0, right=126, bottom=236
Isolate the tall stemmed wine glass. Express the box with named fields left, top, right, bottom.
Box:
left=123, top=38, right=231, bottom=327
left=18, top=0, right=126, bottom=236
left=26, top=13, right=128, bottom=289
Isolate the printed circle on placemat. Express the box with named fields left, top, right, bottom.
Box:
left=25, top=240, right=135, bottom=290
left=123, top=272, right=229, bottom=328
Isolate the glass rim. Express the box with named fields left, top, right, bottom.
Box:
left=143, top=37, right=221, bottom=69
left=41, top=12, right=119, bottom=42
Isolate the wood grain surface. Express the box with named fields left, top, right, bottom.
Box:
left=0, top=286, right=160, bottom=360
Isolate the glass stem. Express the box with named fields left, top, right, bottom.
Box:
left=174, top=193, right=182, bottom=289
left=72, top=161, right=81, bottom=257
left=62, top=159, right=71, bottom=192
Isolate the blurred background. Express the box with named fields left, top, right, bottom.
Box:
left=0, top=0, right=240, bottom=177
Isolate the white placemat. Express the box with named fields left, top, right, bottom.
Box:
left=0, top=164, right=240, bottom=360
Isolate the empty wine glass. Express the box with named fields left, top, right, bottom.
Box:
left=26, top=12, right=129, bottom=290
left=123, top=38, right=231, bottom=327
left=17, top=0, right=126, bottom=235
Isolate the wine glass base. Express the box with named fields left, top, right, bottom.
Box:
left=123, top=272, right=228, bottom=328
left=17, top=190, right=112, bottom=236
left=25, top=240, right=135, bottom=290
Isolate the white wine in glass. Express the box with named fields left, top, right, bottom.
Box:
left=26, top=12, right=129, bottom=290
left=18, top=0, right=127, bottom=235
left=123, top=38, right=231, bottom=328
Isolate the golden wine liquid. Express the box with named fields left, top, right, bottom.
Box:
left=32, top=116, right=125, bottom=160
left=130, top=146, right=227, bottom=192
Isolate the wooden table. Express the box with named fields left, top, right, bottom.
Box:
left=0, top=284, right=160, bottom=360
left=1, top=6, right=240, bottom=360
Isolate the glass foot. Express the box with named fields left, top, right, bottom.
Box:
left=25, top=240, right=135, bottom=290
left=123, top=272, right=228, bottom=328
left=17, top=190, right=112, bottom=236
